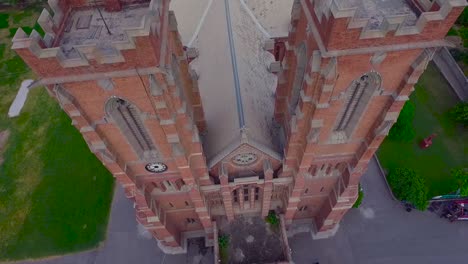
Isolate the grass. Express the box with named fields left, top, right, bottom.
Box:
left=0, top=13, right=9, bottom=29
left=0, top=8, right=115, bottom=261
left=9, top=22, right=44, bottom=38
left=0, top=43, right=5, bottom=59
left=378, top=63, right=468, bottom=198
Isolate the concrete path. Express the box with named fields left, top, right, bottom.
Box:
left=17, top=186, right=213, bottom=264
left=8, top=79, right=33, bottom=118
left=289, top=157, right=468, bottom=264
left=433, top=49, right=468, bottom=102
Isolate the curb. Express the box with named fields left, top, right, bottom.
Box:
left=373, top=155, right=398, bottom=201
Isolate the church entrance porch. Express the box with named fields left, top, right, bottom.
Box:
left=232, top=184, right=262, bottom=215
left=216, top=215, right=291, bottom=264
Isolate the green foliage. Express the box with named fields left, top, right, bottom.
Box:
left=379, top=64, right=468, bottom=198
left=1, top=55, right=29, bottom=86
left=352, top=186, right=364, bottom=208
left=458, top=26, right=468, bottom=48
left=265, top=211, right=280, bottom=228
left=456, top=7, right=468, bottom=26
left=450, top=48, right=468, bottom=65
left=8, top=27, right=17, bottom=38
left=0, top=90, right=115, bottom=260
left=0, top=13, right=9, bottom=29
left=9, top=24, right=44, bottom=38
left=452, top=168, right=468, bottom=196
left=218, top=234, right=230, bottom=249
left=447, top=27, right=459, bottom=36
left=388, top=100, right=415, bottom=142
left=449, top=102, right=468, bottom=126
left=0, top=44, right=5, bottom=60
left=0, top=8, right=114, bottom=260
left=387, top=168, right=429, bottom=210
left=12, top=9, right=33, bottom=24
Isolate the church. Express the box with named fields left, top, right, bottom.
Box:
left=11, top=0, right=465, bottom=253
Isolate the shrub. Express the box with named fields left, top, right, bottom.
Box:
left=452, top=168, right=468, bottom=197
left=265, top=211, right=279, bottom=227
left=456, top=7, right=468, bottom=26
left=450, top=48, right=468, bottom=65
left=388, top=100, right=415, bottom=142
left=449, top=102, right=468, bottom=126
left=387, top=168, right=429, bottom=210
left=458, top=26, right=468, bottom=48
left=352, top=186, right=364, bottom=208
left=447, top=27, right=459, bottom=36
left=218, top=234, right=230, bottom=249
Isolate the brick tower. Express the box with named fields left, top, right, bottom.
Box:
left=274, top=0, right=466, bottom=237
left=11, top=0, right=467, bottom=254
left=12, top=0, right=213, bottom=253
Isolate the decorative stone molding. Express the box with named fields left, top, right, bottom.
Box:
left=12, top=0, right=164, bottom=67
left=312, top=0, right=468, bottom=39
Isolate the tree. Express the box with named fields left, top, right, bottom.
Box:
left=456, top=7, right=468, bottom=26
left=388, top=101, right=415, bottom=142
left=452, top=168, right=468, bottom=197
left=449, top=102, right=468, bottom=126
left=387, top=168, right=428, bottom=210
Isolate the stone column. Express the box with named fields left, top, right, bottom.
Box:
left=172, top=143, right=213, bottom=233
left=219, top=164, right=234, bottom=221
left=250, top=185, right=256, bottom=209
left=262, top=160, right=274, bottom=217
left=284, top=172, right=305, bottom=224
left=239, top=185, right=245, bottom=210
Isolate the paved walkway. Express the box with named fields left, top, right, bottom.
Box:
left=289, top=157, right=468, bottom=264
left=16, top=186, right=212, bottom=264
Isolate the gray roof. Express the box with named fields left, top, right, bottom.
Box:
left=171, top=0, right=283, bottom=167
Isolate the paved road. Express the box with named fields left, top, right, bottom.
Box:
left=289, top=157, right=468, bottom=264
left=16, top=186, right=212, bottom=264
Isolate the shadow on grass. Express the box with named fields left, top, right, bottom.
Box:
left=0, top=90, right=114, bottom=261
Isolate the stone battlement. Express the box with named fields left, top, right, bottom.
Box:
left=12, top=0, right=163, bottom=67
left=312, top=0, right=467, bottom=39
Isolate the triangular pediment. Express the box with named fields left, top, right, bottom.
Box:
left=208, top=140, right=281, bottom=170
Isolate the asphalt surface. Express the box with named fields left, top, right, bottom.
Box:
left=14, top=157, right=468, bottom=264
left=289, top=157, right=468, bottom=264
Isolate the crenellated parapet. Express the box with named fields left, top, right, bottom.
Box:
left=12, top=0, right=164, bottom=68
left=311, top=0, right=467, bottom=39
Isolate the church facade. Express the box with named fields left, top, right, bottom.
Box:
left=12, top=0, right=466, bottom=253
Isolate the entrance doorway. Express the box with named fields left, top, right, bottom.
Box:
left=232, top=184, right=261, bottom=214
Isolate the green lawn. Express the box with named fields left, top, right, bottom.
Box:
left=0, top=8, right=115, bottom=261
left=378, top=63, right=468, bottom=198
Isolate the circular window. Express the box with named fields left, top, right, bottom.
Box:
left=145, top=162, right=168, bottom=173
left=232, top=153, right=258, bottom=166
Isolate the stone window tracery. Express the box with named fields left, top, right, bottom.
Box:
left=333, top=72, right=382, bottom=139
left=105, top=97, right=159, bottom=160
left=290, top=42, right=307, bottom=114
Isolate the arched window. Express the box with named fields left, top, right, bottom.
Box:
left=334, top=72, right=382, bottom=137
left=290, top=42, right=307, bottom=114
left=105, top=97, right=158, bottom=160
